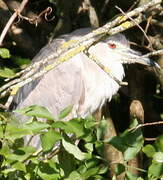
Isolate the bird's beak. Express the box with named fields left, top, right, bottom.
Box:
left=120, top=48, right=160, bottom=68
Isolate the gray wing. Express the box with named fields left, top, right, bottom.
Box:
left=11, top=28, right=91, bottom=118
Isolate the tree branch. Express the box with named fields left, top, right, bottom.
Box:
left=129, top=121, right=163, bottom=131
left=0, top=0, right=29, bottom=46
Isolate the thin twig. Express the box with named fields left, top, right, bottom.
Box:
left=142, top=49, right=163, bottom=58
left=23, top=148, right=43, bottom=163
left=47, top=147, right=60, bottom=160
left=17, top=7, right=55, bottom=26
left=151, top=19, right=163, bottom=27
left=115, top=6, right=154, bottom=50
left=0, top=0, right=29, bottom=46
left=142, top=16, right=153, bottom=47
left=129, top=121, right=163, bottom=131
left=129, top=41, right=154, bottom=51
left=84, top=49, right=128, bottom=86
left=145, top=137, right=157, bottom=141
left=127, top=0, right=140, bottom=12
left=101, top=0, right=110, bottom=14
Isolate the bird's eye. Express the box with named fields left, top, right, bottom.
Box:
left=108, top=43, right=116, bottom=49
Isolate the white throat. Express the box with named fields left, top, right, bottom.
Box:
left=75, top=52, right=125, bottom=117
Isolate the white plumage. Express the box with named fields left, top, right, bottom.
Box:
left=11, top=28, right=159, bottom=148
left=12, top=28, right=156, bottom=120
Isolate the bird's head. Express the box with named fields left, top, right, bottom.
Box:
left=88, top=33, right=159, bottom=68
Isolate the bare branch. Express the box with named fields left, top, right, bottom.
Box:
left=145, top=137, right=157, bottom=141
left=0, top=0, right=29, bottom=46
left=115, top=6, right=154, bottom=50
left=84, top=0, right=99, bottom=28
left=84, top=49, right=128, bottom=86
left=142, top=49, right=163, bottom=58
left=17, top=7, right=55, bottom=26
left=129, top=121, right=163, bottom=131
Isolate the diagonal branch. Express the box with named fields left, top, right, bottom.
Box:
left=0, top=0, right=29, bottom=46
left=142, top=49, right=163, bottom=58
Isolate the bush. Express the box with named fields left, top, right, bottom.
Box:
left=0, top=105, right=163, bottom=179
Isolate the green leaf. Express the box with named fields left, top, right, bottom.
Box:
left=0, top=48, right=10, bottom=58
left=38, top=161, right=60, bottom=180
left=98, top=165, right=108, bottom=175
left=137, top=178, right=144, bottom=180
left=59, top=105, right=73, bottom=119
left=63, top=119, right=86, bottom=137
left=142, top=144, right=156, bottom=158
left=52, top=121, right=66, bottom=129
left=0, top=125, right=4, bottom=139
left=1, top=168, right=16, bottom=177
left=62, top=138, right=86, bottom=160
left=155, top=135, right=163, bottom=152
left=96, top=119, right=108, bottom=141
left=161, top=114, right=163, bottom=120
left=74, top=157, right=98, bottom=177
left=16, top=105, right=55, bottom=121
left=114, top=163, right=125, bottom=176
left=2, top=123, right=32, bottom=140
left=148, top=161, right=163, bottom=179
left=49, top=0, right=57, bottom=4
left=123, top=131, right=143, bottom=161
left=65, top=171, right=82, bottom=180
left=41, top=128, right=62, bottom=152
left=109, top=120, right=144, bottom=161
left=153, top=152, right=163, bottom=163
left=81, top=167, right=100, bottom=179
left=4, top=120, right=50, bottom=139
left=84, top=143, right=93, bottom=152
left=7, top=146, right=36, bottom=162
left=58, top=150, right=76, bottom=177
left=125, top=171, right=138, bottom=180
left=0, top=145, right=11, bottom=157
left=84, top=115, right=96, bottom=129
left=23, top=121, right=50, bottom=134
left=0, top=67, right=15, bottom=78
left=12, top=161, right=26, bottom=172
left=52, top=119, right=94, bottom=142
left=12, top=56, right=30, bottom=67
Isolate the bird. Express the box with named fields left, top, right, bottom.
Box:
left=10, top=28, right=159, bottom=148
left=11, top=28, right=158, bottom=122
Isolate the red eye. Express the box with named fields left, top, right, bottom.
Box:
left=108, top=43, right=116, bottom=49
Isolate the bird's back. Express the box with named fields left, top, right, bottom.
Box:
left=11, top=28, right=125, bottom=120
left=11, top=29, right=92, bottom=119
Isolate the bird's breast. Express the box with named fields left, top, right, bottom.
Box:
left=77, top=53, right=125, bottom=117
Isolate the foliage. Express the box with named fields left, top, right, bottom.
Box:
left=0, top=48, right=10, bottom=59
left=142, top=135, right=163, bottom=180
left=0, top=106, right=162, bottom=179
left=0, top=48, right=30, bottom=79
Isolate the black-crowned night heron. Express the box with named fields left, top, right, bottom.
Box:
left=11, top=28, right=158, bottom=120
